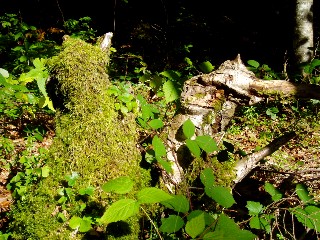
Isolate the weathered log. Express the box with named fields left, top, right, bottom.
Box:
left=163, top=54, right=318, bottom=189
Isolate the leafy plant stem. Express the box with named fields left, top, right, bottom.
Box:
left=140, top=206, right=163, bottom=240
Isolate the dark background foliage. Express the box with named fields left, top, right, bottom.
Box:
left=1, top=0, right=319, bottom=72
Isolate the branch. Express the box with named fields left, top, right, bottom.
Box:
left=234, top=131, right=297, bottom=184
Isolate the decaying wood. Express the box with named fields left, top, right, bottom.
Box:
left=234, top=131, right=296, bottom=184
left=164, top=54, right=319, bottom=188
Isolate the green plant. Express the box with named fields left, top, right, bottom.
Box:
left=247, top=59, right=281, bottom=80
left=7, top=134, right=50, bottom=200
left=107, top=82, right=138, bottom=115
left=97, top=172, right=256, bottom=240
left=63, top=17, right=97, bottom=42
left=0, top=13, right=60, bottom=74
left=303, top=58, right=320, bottom=84
left=0, top=59, right=55, bottom=120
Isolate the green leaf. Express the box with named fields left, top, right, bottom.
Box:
left=101, top=176, right=134, bottom=194
left=161, top=195, right=189, bottom=213
left=264, top=182, right=282, bottom=201
left=78, top=186, right=95, bottom=196
left=185, top=212, right=206, bottom=239
left=159, top=215, right=184, bottom=233
left=163, top=80, right=179, bottom=103
left=69, top=216, right=92, bottom=232
left=195, top=135, right=218, bottom=153
left=182, top=119, right=195, bottom=139
left=157, top=158, right=173, bottom=173
left=247, top=60, right=260, bottom=68
left=296, top=183, right=315, bottom=204
left=79, top=217, right=92, bottom=232
left=187, top=210, right=215, bottom=226
left=185, top=139, right=201, bottom=158
left=210, top=214, right=256, bottom=240
left=152, top=135, right=167, bottom=158
left=292, top=206, right=320, bottom=231
left=65, top=172, right=79, bottom=187
left=246, top=201, right=264, bottom=216
left=205, top=186, right=236, bottom=208
left=41, top=166, right=50, bottom=177
left=148, top=119, right=164, bottom=130
left=200, top=168, right=215, bottom=188
left=198, top=61, right=214, bottom=73
left=99, top=199, right=139, bottom=224
left=69, top=216, right=82, bottom=229
left=137, top=187, right=173, bottom=204
left=33, top=58, right=46, bottom=69
left=249, top=215, right=273, bottom=233
left=160, top=70, right=181, bottom=81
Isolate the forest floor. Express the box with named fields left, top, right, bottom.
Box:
left=0, top=101, right=319, bottom=234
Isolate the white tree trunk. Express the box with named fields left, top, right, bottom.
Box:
left=294, top=0, right=314, bottom=66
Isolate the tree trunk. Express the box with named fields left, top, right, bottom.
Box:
left=294, top=0, right=314, bottom=71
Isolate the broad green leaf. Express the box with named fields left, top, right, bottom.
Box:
left=185, top=212, right=206, bottom=239
left=247, top=60, right=260, bottom=68
left=160, top=70, right=181, bottom=81
left=69, top=216, right=92, bottom=232
left=200, top=168, right=215, bottom=188
left=157, top=158, right=173, bottom=173
left=69, top=216, right=82, bottom=229
left=159, top=215, right=184, bottom=233
left=210, top=214, right=257, bottom=240
left=296, top=183, right=315, bottom=204
left=152, top=135, right=167, bottom=158
left=101, top=176, right=134, bottom=194
left=33, top=58, right=46, bottom=69
left=182, top=119, right=195, bottom=139
left=148, top=119, right=164, bottom=130
left=292, top=206, right=320, bottom=231
left=99, top=199, right=139, bottom=224
left=41, top=166, right=50, bottom=177
left=246, top=201, right=264, bottom=216
left=163, top=80, right=179, bottom=103
left=187, top=210, right=215, bottom=226
left=161, top=195, right=189, bottom=213
left=203, top=232, right=215, bottom=239
left=205, top=186, right=235, bottom=208
left=198, top=61, right=214, bottom=73
left=264, top=182, right=282, bottom=201
left=79, top=186, right=95, bottom=196
left=137, top=187, right=173, bottom=204
left=185, top=139, right=201, bottom=158
left=249, top=215, right=273, bottom=233
left=79, top=217, right=92, bottom=232
left=195, top=135, right=218, bottom=153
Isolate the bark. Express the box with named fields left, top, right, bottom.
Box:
left=294, top=0, right=314, bottom=68
left=163, top=54, right=319, bottom=188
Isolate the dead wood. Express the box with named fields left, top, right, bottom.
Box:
left=163, top=54, right=319, bottom=188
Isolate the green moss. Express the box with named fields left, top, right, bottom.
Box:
left=9, top=37, right=151, bottom=239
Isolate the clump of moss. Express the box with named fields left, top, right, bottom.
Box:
left=9, top=37, right=151, bottom=239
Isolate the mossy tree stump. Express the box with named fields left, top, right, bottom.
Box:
left=9, top=36, right=151, bottom=239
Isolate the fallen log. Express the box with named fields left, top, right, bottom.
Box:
left=163, top=54, right=318, bottom=189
